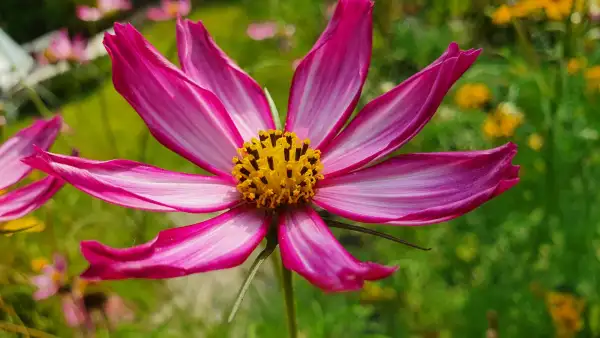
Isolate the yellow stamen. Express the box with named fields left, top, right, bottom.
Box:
left=232, top=130, right=324, bottom=209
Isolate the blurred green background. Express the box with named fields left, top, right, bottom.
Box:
left=2, top=0, right=600, bottom=337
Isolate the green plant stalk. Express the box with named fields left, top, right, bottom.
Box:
left=511, top=19, right=539, bottom=69
left=24, top=85, right=52, bottom=118
left=281, top=264, right=297, bottom=338
left=227, top=237, right=278, bottom=323
left=88, top=22, right=119, bottom=158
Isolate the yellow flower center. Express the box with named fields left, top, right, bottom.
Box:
left=232, top=130, right=324, bottom=209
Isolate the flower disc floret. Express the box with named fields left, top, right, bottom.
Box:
left=232, top=130, right=324, bottom=209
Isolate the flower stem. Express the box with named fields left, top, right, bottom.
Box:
left=97, top=87, right=120, bottom=158
left=281, top=263, right=297, bottom=338
left=23, top=84, right=52, bottom=118
left=227, top=231, right=278, bottom=323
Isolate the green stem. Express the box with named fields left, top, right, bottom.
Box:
left=89, top=22, right=119, bottom=158
left=281, top=263, right=297, bottom=338
left=227, top=238, right=277, bottom=323
left=512, top=19, right=539, bottom=69
left=24, top=85, right=52, bottom=118
left=97, top=86, right=120, bottom=158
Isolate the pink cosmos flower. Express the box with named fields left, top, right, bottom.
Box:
left=147, top=0, right=190, bottom=21
left=25, top=0, right=519, bottom=292
left=77, top=0, right=132, bottom=22
left=37, top=30, right=88, bottom=65
left=0, top=116, right=64, bottom=222
left=31, top=254, right=68, bottom=300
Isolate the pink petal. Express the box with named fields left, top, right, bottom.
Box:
left=104, top=294, right=134, bottom=326
left=321, top=43, right=481, bottom=177
left=104, top=23, right=243, bottom=177
left=0, top=116, right=62, bottom=190
left=314, top=143, right=519, bottom=225
left=49, top=29, right=73, bottom=60
left=285, top=0, right=373, bottom=149
left=278, top=206, right=397, bottom=292
left=246, top=22, right=279, bottom=41
left=176, top=0, right=191, bottom=16
left=98, top=0, right=132, bottom=12
left=80, top=206, right=269, bottom=280
left=32, top=274, right=59, bottom=300
left=0, top=176, right=64, bottom=222
left=76, top=6, right=102, bottom=21
left=53, top=253, right=68, bottom=273
left=23, top=149, right=240, bottom=213
left=62, top=296, right=88, bottom=328
left=177, top=19, right=274, bottom=141
left=146, top=8, right=170, bottom=21
left=71, top=35, right=88, bottom=63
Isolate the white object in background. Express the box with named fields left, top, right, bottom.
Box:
left=0, top=28, right=34, bottom=93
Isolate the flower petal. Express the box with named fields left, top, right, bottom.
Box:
left=321, top=43, right=481, bottom=177
left=278, top=206, right=397, bottom=292
left=0, top=116, right=62, bottom=190
left=176, top=19, right=274, bottom=141
left=146, top=7, right=170, bottom=21
left=76, top=6, right=102, bottom=21
left=247, top=22, right=279, bottom=41
left=23, top=149, right=240, bottom=213
left=314, top=143, right=519, bottom=225
left=61, top=296, right=88, bottom=328
left=105, top=23, right=243, bottom=177
left=0, top=177, right=64, bottom=222
left=80, top=206, right=269, bottom=280
left=32, top=273, right=59, bottom=300
left=285, top=0, right=373, bottom=149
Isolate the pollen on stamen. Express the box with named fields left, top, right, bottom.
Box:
left=232, top=130, right=324, bottom=209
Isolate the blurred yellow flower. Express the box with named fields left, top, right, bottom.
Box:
left=482, top=103, right=524, bottom=139
left=454, top=83, right=492, bottom=110
left=567, top=57, right=586, bottom=74
left=0, top=190, right=5, bottom=196
left=540, top=0, right=575, bottom=21
left=360, top=282, right=397, bottom=302
left=492, top=5, right=513, bottom=25
left=31, top=257, right=50, bottom=272
left=511, top=0, right=543, bottom=18
left=1, top=216, right=46, bottom=236
left=545, top=291, right=585, bottom=338
left=528, top=133, right=544, bottom=151
left=585, top=66, right=600, bottom=91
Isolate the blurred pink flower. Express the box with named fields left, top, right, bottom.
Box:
left=61, top=295, right=88, bottom=328
left=147, top=0, right=191, bottom=21
left=104, top=294, right=135, bottom=328
left=247, top=22, right=296, bottom=41
left=247, top=22, right=278, bottom=40
left=0, top=116, right=64, bottom=222
left=77, top=0, right=132, bottom=22
left=31, top=254, right=67, bottom=300
left=27, top=0, right=518, bottom=292
left=37, top=30, right=89, bottom=65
